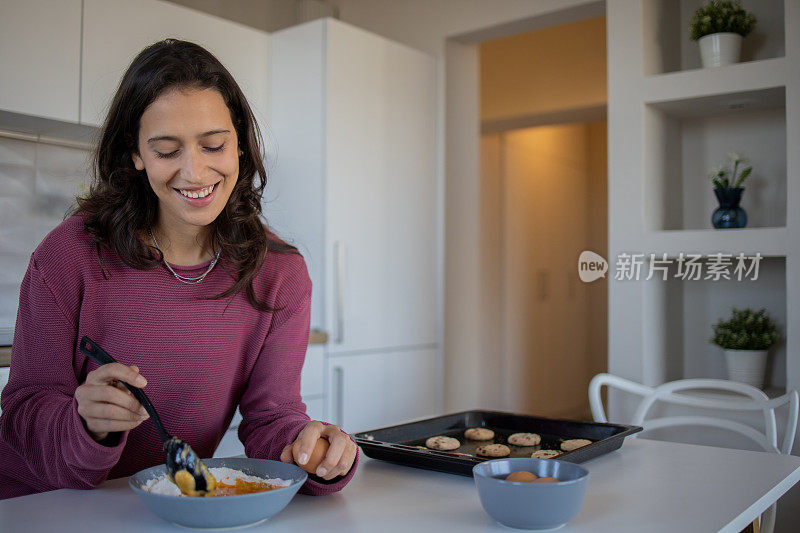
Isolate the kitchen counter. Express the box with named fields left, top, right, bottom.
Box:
left=1, top=438, right=799, bottom=532
left=308, top=330, right=328, bottom=345
left=0, top=333, right=325, bottom=366
left=0, top=346, right=10, bottom=367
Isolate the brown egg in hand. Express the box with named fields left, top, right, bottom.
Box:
left=294, top=437, right=330, bottom=474
left=505, top=470, right=539, bottom=483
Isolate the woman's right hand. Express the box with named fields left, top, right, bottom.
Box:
left=74, top=363, right=150, bottom=442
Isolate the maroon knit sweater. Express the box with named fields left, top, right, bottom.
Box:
left=0, top=215, right=357, bottom=499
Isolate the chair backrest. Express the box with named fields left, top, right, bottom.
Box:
left=589, top=373, right=800, bottom=455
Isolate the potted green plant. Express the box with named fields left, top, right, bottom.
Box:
left=708, top=152, right=751, bottom=229
left=711, top=308, right=779, bottom=388
left=690, top=1, right=757, bottom=68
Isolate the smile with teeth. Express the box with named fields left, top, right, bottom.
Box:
left=178, top=183, right=216, bottom=199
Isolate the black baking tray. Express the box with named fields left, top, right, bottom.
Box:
left=354, top=410, right=642, bottom=476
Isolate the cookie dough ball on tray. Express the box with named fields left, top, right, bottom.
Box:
left=560, top=439, right=592, bottom=452
left=425, top=436, right=461, bottom=451
left=464, top=427, right=495, bottom=441
left=476, top=444, right=511, bottom=458
left=508, top=432, right=541, bottom=446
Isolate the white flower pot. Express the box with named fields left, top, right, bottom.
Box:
left=724, top=349, right=768, bottom=388
left=698, top=33, right=743, bottom=68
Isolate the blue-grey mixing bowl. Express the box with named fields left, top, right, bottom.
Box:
left=473, top=457, right=589, bottom=530
left=130, top=457, right=307, bottom=529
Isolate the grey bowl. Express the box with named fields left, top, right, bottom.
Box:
left=130, top=457, right=307, bottom=529
left=473, top=458, right=589, bottom=530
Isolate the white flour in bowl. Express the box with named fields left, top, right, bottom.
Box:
left=142, top=467, right=292, bottom=496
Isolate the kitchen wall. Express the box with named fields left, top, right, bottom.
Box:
left=166, top=0, right=336, bottom=32
left=480, top=16, right=607, bottom=124
left=0, top=136, right=91, bottom=340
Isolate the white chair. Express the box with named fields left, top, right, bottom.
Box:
left=589, top=373, right=799, bottom=533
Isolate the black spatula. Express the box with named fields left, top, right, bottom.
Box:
left=79, top=336, right=217, bottom=496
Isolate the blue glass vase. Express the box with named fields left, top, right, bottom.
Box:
left=711, top=187, right=747, bottom=229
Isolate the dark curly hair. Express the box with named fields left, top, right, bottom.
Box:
left=75, top=38, right=296, bottom=311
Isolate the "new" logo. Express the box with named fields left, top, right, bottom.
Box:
left=578, top=251, right=608, bottom=282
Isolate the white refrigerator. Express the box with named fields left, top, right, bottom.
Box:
left=266, top=18, right=440, bottom=433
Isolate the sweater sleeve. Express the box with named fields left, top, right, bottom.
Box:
left=0, top=255, right=127, bottom=492
left=237, top=256, right=358, bottom=495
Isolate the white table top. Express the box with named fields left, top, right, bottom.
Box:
left=1, top=438, right=799, bottom=533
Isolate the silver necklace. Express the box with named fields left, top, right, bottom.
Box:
left=148, top=227, right=221, bottom=284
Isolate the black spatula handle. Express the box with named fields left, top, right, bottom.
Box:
left=78, top=336, right=171, bottom=444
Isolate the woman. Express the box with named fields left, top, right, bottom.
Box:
left=0, top=39, right=357, bottom=499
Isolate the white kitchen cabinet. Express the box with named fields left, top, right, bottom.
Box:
left=80, top=0, right=269, bottom=128
left=213, top=427, right=244, bottom=458
left=0, top=367, right=10, bottom=416
left=304, top=396, right=325, bottom=423
left=267, top=18, right=438, bottom=354
left=327, top=348, right=438, bottom=434
left=300, top=345, right=324, bottom=398
left=0, top=0, right=81, bottom=122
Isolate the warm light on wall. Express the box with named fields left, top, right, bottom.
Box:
left=480, top=16, right=606, bottom=123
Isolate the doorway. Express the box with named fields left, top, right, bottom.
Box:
left=479, top=16, right=608, bottom=419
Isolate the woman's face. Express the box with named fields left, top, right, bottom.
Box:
left=132, top=87, right=239, bottom=234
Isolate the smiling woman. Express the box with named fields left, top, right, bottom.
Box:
left=0, top=39, right=358, bottom=500
left=76, top=39, right=281, bottom=308
left=132, top=88, right=240, bottom=267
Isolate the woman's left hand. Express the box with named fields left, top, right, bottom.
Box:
left=280, top=420, right=357, bottom=480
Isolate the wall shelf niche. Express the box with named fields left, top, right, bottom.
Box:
left=643, top=85, right=787, bottom=232
left=642, top=0, right=785, bottom=76
left=609, top=0, right=800, bottom=458
left=643, top=256, right=787, bottom=389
